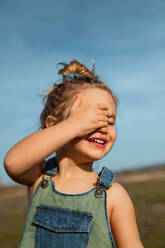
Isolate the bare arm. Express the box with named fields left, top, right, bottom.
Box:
left=4, top=119, right=78, bottom=185
left=110, top=183, right=144, bottom=248
left=4, top=96, right=110, bottom=186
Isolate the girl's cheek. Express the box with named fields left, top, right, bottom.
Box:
left=114, top=128, right=117, bottom=139
left=110, top=127, right=117, bottom=142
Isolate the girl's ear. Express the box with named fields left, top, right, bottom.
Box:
left=71, top=94, right=82, bottom=110
left=45, top=115, right=58, bottom=128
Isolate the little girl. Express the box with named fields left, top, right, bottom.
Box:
left=4, top=60, right=144, bottom=248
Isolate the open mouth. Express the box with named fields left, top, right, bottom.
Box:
left=87, top=138, right=106, bottom=148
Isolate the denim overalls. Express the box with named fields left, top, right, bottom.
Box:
left=19, top=156, right=116, bottom=248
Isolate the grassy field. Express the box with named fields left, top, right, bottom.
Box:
left=119, top=179, right=165, bottom=247
left=0, top=165, right=165, bottom=248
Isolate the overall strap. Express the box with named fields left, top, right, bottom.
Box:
left=97, top=167, right=115, bottom=189
left=41, top=156, right=115, bottom=189
left=41, top=156, right=58, bottom=176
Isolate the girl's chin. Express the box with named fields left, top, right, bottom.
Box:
left=85, top=149, right=106, bottom=160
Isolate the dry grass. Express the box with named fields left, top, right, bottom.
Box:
left=0, top=188, right=28, bottom=248
left=115, top=165, right=165, bottom=248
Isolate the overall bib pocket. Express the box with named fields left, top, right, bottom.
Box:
left=32, top=205, right=93, bottom=248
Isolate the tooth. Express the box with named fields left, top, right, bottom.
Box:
left=93, top=139, right=104, bottom=144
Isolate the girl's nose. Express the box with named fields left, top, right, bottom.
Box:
left=96, top=126, right=108, bottom=134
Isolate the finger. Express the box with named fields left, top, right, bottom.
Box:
left=94, top=103, right=109, bottom=110
left=97, top=115, right=109, bottom=122
left=71, top=94, right=82, bottom=110
left=97, top=109, right=110, bottom=117
left=97, top=121, right=108, bottom=128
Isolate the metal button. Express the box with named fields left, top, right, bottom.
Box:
left=94, top=187, right=104, bottom=198
left=40, top=178, right=49, bottom=188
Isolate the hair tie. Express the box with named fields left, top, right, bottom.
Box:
left=63, top=73, right=86, bottom=79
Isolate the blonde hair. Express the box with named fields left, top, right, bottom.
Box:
left=40, top=59, right=118, bottom=129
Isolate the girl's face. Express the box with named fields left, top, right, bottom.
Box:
left=57, top=88, right=117, bottom=163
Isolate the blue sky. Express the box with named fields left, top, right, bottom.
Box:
left=1, top=0, right=165, bottom=184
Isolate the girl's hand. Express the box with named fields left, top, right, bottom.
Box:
left=67, top=94, right=111, bottom=137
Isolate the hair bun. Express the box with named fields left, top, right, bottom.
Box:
left=58, top=60, right=94, bottom=78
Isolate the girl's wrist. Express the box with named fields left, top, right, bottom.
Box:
left=64, top=117, right=80, bottom=138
